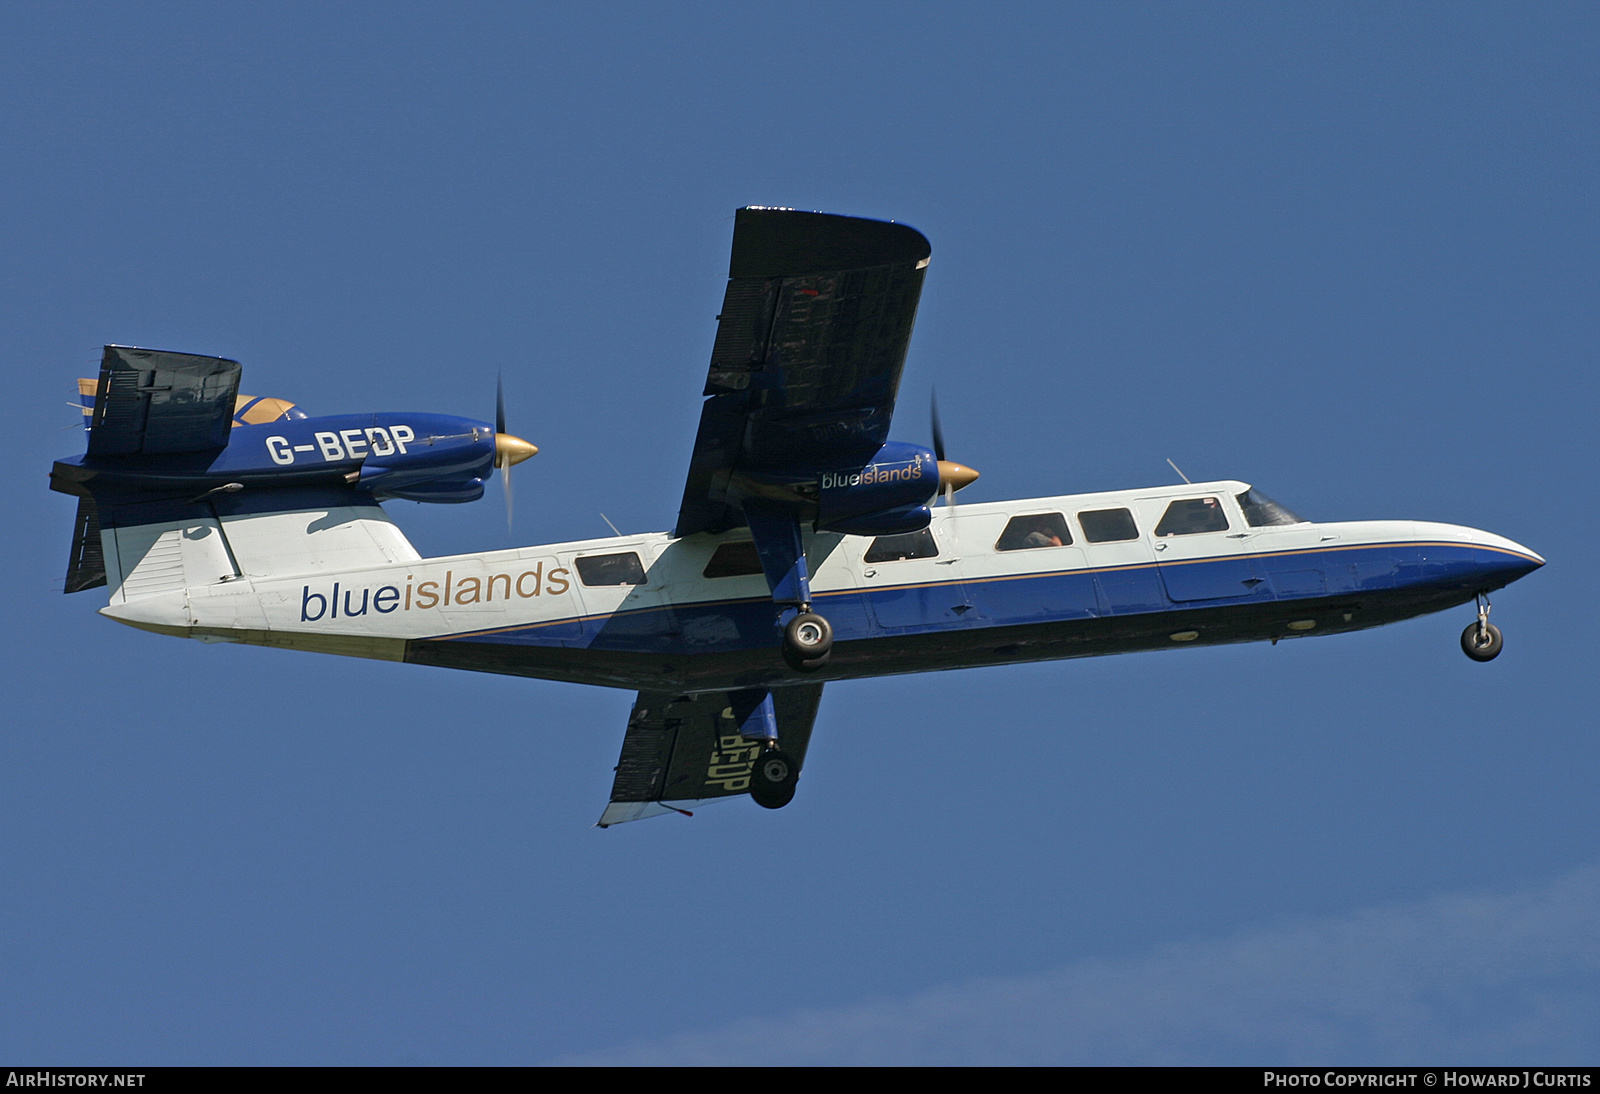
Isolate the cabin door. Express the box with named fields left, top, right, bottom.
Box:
left=1137, top=495, right=1263, bottom=603
left=855, top=516, right=983, bottom=633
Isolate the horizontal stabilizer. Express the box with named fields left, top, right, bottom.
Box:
left=599, top=683, right=823, bottom=826
left=87, top=346, right=242, bottom=457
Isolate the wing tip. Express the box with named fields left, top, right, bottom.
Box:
left=730, top=207, right=930, bottom=278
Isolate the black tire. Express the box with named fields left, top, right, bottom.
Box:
left=782, top=612, right=833, bottom=672
left=1461, top=621, right=1504, bottom=662
left=782, top=648, right=831, bottom=672
left=750, top=749, right=798, bottom=810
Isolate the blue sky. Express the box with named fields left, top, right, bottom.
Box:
left=2, top=3, right=1596, bottom=1064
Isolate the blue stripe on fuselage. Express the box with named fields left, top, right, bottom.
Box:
left=430, top=541, right=1542, bottom=654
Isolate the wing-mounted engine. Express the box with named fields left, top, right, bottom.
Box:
left=671, top=210, right=979, bottom=672
left=813, top=440, right=938, bottom=535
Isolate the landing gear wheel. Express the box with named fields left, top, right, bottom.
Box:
left=1461, top=621, right=1503, bottom=662
left=750, top=749, right=798, bottom=810
left=782, top=611, right=833, bottom=672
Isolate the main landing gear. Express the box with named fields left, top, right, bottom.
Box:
left=736, top=690, right=800, bottom=810
left=750, top=748, right=799, bottom=810
left=782, top=608, right=834, bottom=672
left=1461, top=593, right=1504, bottom=662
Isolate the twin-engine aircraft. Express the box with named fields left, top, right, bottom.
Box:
left=51, top=208, right=1544, bottom=825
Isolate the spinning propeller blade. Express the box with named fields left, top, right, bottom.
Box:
left=930, top=390, right=978, bottom=511
left=493, top=372, right=538, bottom=533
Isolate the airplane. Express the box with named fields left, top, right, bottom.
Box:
left=49, top=207, right=1545, bottom=826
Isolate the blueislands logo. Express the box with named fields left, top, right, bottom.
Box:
left=821, top=460, right=924, bottom=491
left=300, top=563, right=572, bottom=621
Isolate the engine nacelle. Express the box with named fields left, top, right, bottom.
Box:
left=821, top=503, right=932, bottom=537
left=373, top=476, right=488, bottom=504
left=355, top=429, right=497, bottom=502
left=814, top=441, right=938, bottom=535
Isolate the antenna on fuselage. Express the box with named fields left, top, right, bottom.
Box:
left=600, top=512, right=622, bottom=537
left=1166, top=458, right=1193, bottom=485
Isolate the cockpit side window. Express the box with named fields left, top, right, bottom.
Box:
left=1154, top=497, right=1230, bottom=536
left=1237, top=488, right=1304, bottom=527
left=996, top=513, right=1072, bottom=551
left=1078, top=508, right=1139, bottom=543
left=864, top=528, right=939, bottom=563
left=575, top=552, right=648, bottom=586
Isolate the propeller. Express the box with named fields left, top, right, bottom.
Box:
left=494, top=373, right=539, bottom=532
left=930, top=391, right=979, bottom=511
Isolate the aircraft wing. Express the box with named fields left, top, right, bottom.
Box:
left=86, top=345, right=242, bottom=457
left=599, top=684, right=824, bottom=826
left=673, top=208, right=932, bottom=537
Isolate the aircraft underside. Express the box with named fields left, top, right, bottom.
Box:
left=407, top=579, right=1491, bottom=694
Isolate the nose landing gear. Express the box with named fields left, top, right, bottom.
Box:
left=1461, top=593, right=1504, bottom=662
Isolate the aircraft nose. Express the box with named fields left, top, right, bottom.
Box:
left=1492, top=552, right=1543, bottom=586
left=1474, top=532, right=1544, bottom=586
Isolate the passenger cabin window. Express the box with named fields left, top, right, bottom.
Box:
left=1078, top=508, right=1139, bottom=543
left=703, top=540, right=764, bottom=579
left=575, top=552, right=647, bottom=586
left=864, top=529, right=939, bottom=563
left=996, top=513, right=1072, bottom=551
left=1154, top=497, right=1230, bottom=536
left=1237, top=488, right=1304, bottom=527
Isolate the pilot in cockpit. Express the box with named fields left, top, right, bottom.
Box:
left=1022, top=517, right=1065, bottom=548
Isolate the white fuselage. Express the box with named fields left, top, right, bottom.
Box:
left=95, top=479, right=1542, bottom=692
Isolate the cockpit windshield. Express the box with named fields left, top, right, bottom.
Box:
left=1236, top=488, right=1305, bottom=527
